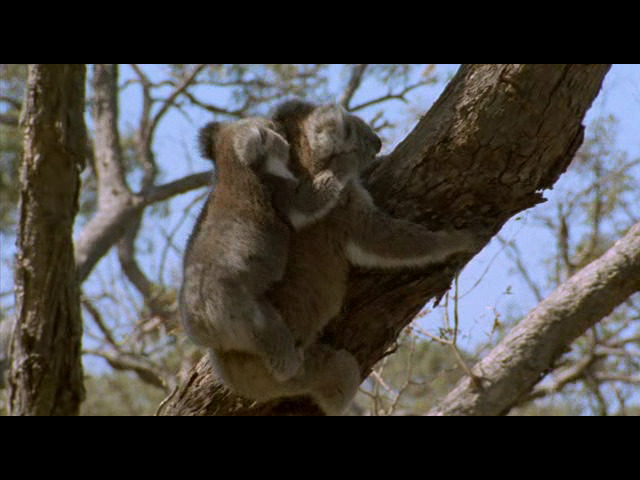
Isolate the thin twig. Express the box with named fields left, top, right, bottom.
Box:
left=339, top=64, right=368, bottom=110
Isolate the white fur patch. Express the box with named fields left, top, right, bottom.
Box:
left=288, top=198, right=338, bottom=230
left=265, top=154, right=296, bottom=181
left=345, top=241, right=447, bottom=268
left=233, top=126, right=262, bottom=166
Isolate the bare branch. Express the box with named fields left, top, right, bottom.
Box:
left=143, top=171, right=212, bottom=206
left=84, top=349, right=168, bottom=390
left=181, top=90, right=248, bottom=118
left=520, top=351, right=597, bottom=402
left=339, top=64, right=368, bottom=110
left=75, top=171, right=210, bottom=283
left=117, top=215, right=155, bottom=302
left=0, top=95, right=22, bottom=110
left=157, top=191, right=207, bottom=283
left=350, top=80, right=433, bottom=112
left=82, top=295, right=118, bottom=348
left=593, top=373, right=640, bottom=385
left=0, top=113, right=18, bottom=126
left=496, top=234, right=544, bottom=302
left=428, top=221, right=640, bottom=416
left=92, top=64, right=130, bottom=201
left=149, top=64, right=207, bottom=138
left=75, top=199, right=143, bottom=283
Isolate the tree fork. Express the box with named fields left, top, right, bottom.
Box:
left=161, top=64, right=612, bottom=416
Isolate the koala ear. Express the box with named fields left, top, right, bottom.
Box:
left=232, top=123, right=265, bottom=167
left=272, top=99, right=316, bottom=124
left=198, top=122, right=225, bottom=163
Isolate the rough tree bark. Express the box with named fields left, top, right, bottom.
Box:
left=9, top=64, right=87, bottom=415
left=160, top=64, right=613, bottom=416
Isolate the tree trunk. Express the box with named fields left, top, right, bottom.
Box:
left=160, top=64, right=612, bottom=416
left=8, top=64, right=87, bottom=415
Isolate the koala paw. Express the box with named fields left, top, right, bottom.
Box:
left=268, top=346, right=304, bottom=382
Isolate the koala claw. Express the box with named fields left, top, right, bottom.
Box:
left=268, top=348, right=304, bottom=382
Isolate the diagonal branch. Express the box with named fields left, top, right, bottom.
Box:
left=143, top=171, right=212, bottom=206
left=428, top=221, right=640, bottom=416
left=339, top=64, right=368, bottom=110
left=0, top=113, right=18, bottom=126
left=149, top=64, right=207, bottom=139
left=75, top=170, right=211, bottom=283
left=349, top=79, right=433, bottom=112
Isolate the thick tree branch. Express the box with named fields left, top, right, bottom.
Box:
left=161, top=64, right=613, bottom=416
left=75, top=64, right=211, bottom=282
left=0, top=113, right=19, bottom=126
left=118, top=215, right=155, bottom=300
left=92, top=64, right=131, bottom=202
left=75, top=171, right=211, bottom=283
left=428, top=221, right=640, bottom=416
left=143, top=171, right=212, bottom=206
left=75, top=64, right=136, bottom=282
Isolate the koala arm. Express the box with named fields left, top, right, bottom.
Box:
left=344, top=183, right=481, bottom=269
left=287, top=170, right=351, bottom=230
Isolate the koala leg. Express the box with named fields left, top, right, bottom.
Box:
left=182, top=279, right=302, bottom=381
left=299, top=343, right=361, bottom=415
left=252, top=299, right=304, bottom=381
left=213, top=343, right=361, bottom=415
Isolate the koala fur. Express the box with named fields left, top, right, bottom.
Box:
left=180, top=116, right=355, bottom=387
left=211, top=101, right=483, bottom=415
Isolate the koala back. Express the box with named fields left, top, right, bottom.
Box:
left=266, top=100, right=381, bottom=346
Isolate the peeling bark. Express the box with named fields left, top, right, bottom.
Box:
left=158, top=64, right=613, bottom=416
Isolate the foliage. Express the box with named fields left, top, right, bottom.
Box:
left=0, top=64, right=27, bottom=233
left=352, top=330, right=466, bottom=415
left=81, top=372, right=166, bottom=416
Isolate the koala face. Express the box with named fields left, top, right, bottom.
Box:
left=305, top=105, right=382, bottom=178
left=198, top=118, right=295, bottom=183
left=272, top=100, right=381, bottom=180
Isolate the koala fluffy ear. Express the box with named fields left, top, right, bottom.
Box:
left=272, top=99, right=316, bottom=124
left=231, top=123, right=265, bottom=167
left=198, top=122, right=225, bottom=163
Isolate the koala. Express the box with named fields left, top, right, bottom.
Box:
left=211, top=100, right=483, bottom=415
left=179, top=116, right=353, bottom=385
